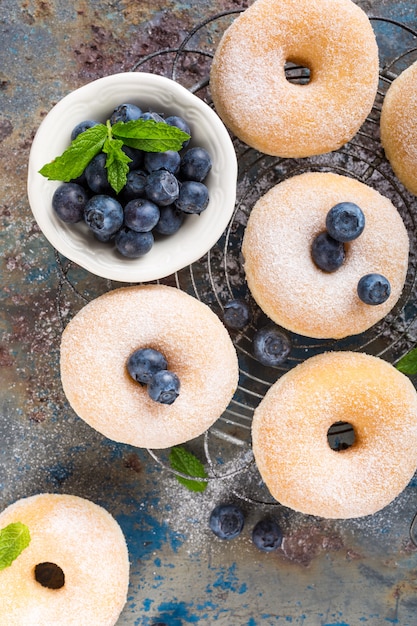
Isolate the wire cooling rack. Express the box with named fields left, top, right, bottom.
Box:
left=55, top=14, right=417, bottom=509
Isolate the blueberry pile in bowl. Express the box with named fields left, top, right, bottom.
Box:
left=27, top=73, right=237, bottom=282
left=50, top=103, right=212, bottom=260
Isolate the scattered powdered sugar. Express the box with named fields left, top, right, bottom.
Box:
left=242, top=172, right=409, bottom=339
left=210, top=0, right=379, bottom=157
left=60, top=284, right=239, bottom=449
left=252, top=351, right=417, bottom=519
left=381, top=59, right=417, bottom=195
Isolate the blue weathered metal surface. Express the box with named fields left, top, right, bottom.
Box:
left=2, top=1, right=417, bottom=624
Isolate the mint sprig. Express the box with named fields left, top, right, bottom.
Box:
left=396, top=347, right=417, bottom=376
left=169, top=446, right=208, bottom=492
left=102, top=135, right=132, bottom=194
left=39, top=124, right=107, bottom=183
left=0, top=522, right=31, bottom=570
left=39, top=118, right=190, bottom=194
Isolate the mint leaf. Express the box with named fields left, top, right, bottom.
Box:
left=103, top=137, right=132, bottom=194
left=39, top=116, right=190, bottom=192
left=396, top=347, right=417, bottom=375
left=0, top=522, right=31, bottom=570
left=39, top=124, right=107, bottom=182
left=112, top=119, right=190, bottom=152
left=169, top=446, right=208, bottom=492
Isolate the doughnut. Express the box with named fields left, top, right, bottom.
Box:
left=0, top=494, right=129, bottom=625
left=209, top=0, right=379, bottom=158
left=380, top=60, right=417, bottom=195
left=242, top=172, right=409, bottom=339
left=252, top=351, right=417, bottom=518
left=60, top=284, right=239, bottom=449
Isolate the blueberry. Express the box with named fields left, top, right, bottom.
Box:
left=84, top=195, right=123, bottom=236
left=115, top=228, right=154, bottom=258
left=223, top=299, right=251, bottom=329
left=180, top=147, right=212, bottom=182
left=122, top=145, right=144, bottom=171
left=154, top=205, right=185, bottom=236
left=326, top=202, right=365, bottom=243
left=209, top=504, right=244, bottom=540
left=141, top=111, right=165, bottom=123
left=311, top=231, right=345, bottom=272
left=70, top=119, right=100, bottom=141
left=145, top=170, right=180, bottom=206
left=165, top=115, right=191, bottom=147
left=85, top=152, right=113, bottom=194
left=252, top=518, right=283, bottom=552
left=110, top=103, right=143, bottom=124
left=357, top=273, right=391, bottom=305
left=144, top=150, right=181, bottom=175
left=124, top=198, right=160, bottom=232
left=127, top=348, right=168, bottom=384
left=175, top=181, right=209, bottom=214
left=148, top=370, right=180, bottom=404
left=94, top=230, right=115, bottom=243
left=52, top=182, right=89, bottom=223
left=253, top=325, right=291, bottom=366
left=121, top=169, right=148, bottom=202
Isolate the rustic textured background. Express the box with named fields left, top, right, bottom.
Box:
left=2, top=1, right=417, bottom=624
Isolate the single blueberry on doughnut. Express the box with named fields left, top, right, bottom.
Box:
left=253, top=325, right=291, bottom=366
left=357, top=273, right=391, bottom=305
left=148, top=370, right=180, bottom=405
left=326, top=202, right=365, bottom=242
left=311, top=231, right=345, bottom=272
left=127, top=348, right=168, bottom=384
left=209, top=503, right=244, bottom=540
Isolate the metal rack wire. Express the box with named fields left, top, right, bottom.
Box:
left=54, top=15, right=417, bottom=514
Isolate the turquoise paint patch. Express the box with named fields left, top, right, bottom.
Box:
left=142, top=598, right=153, bottom=611
left=211, top=562, right=241, bottom=593
left=155, top=600, right=200, bottom=624
left=116, top=510, right=185, bottom=561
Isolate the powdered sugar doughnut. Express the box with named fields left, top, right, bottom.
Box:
left=242, top=172, right=409, bottom=339
left=252, top=351, right=417, bottom=518
left=210, top=0, right=379, bottom=158
left=60, top=285, right=239, bottom=448
left=0, top=494, right=129, bottom=625
left=381, top=60, right=417, bottom=195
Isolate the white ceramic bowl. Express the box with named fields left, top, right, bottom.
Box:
left=27, top=72, right=237, bottom=282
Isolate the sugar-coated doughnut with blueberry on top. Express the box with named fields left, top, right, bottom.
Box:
left=380, top=60, right=417, bottom=196
left=0, top=494, right=129, bottom=625
left=209, top=0, right=379, bottom=158
left=242, top=172, right=409, bottom=339
left=60, top=285, right=239, bottom=449
left=252, top=351, right=417, bottom=519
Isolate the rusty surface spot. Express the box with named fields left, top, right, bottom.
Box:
left=124, top=453, right=143, bottom=473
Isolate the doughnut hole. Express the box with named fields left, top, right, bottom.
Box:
left=34, top=562, right=65, bottom=590
left=285, top=58, right=312, bottom=85
left=327, top=421, right=356, bottom=452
